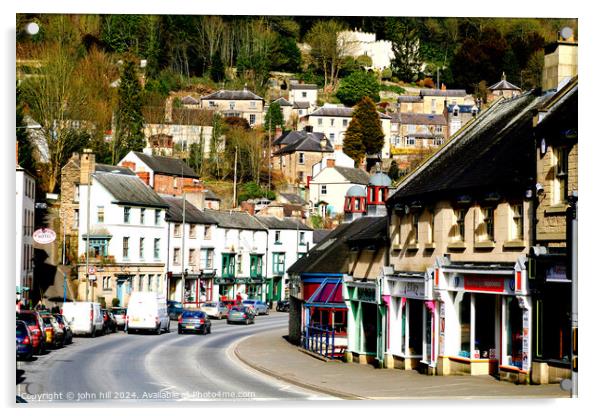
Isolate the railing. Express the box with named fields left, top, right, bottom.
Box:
left=302, top=324, right=336, bottom=359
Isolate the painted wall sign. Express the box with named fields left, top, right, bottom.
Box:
left=33, top=228, right=56, bottom=244
left=464, top=276, right=505, bottom=293
left=357, top=287, right=377, bottom=303
left=402, top=282, right=425, bottom=298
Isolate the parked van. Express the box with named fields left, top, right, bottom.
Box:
left=61, top=302, right=104, bottom=337
left=126, top=292, right=170, bottom=334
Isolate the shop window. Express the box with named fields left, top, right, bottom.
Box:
left=535, top=288, right=571, bottom=362
left=506, top=298, right=523, bottom=368
left=474, top=294, right=496, bottom=359
left=185, top=279, right=197, bottom=303
left=425, top=305, right=433, bottom=361
left=459, top=293, right=471, bottom=357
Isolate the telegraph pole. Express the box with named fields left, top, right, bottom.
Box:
left=233, top=146, right=238, bottom=208
left=85, top=170, right=91, bottom=302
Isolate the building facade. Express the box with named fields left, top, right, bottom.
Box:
left=200, top=88, right=265, bottom=127
left=16, top=165, right=36, bottom=302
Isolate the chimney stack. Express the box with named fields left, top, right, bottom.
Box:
left=80, top=149, right=96, bottom=185
left=326, top=158, right=335, bottom=168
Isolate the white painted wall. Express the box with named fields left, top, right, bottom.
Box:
left=290, top=88, right=318, bottom=108
left=16, top=169, right=35, bottom=299
left=308, top=168, right=366, bottom=215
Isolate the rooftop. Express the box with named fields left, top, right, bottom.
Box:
left=309, top=106, right=391, bottom=119
left=94, top=172, right=168, bottom=209
left=130, top=151, right=199, bottom=178
left=333, top=166, right=371, bottom=185
left=420, top=89, right=467, bottom=97
left=162, top=196, right=218, bottom=224
left=392, top=112, right=448, bottom=126
left=201, top=89, right=264, bottom=102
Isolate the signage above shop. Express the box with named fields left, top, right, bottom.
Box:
left=464, top=276, right=505, bottom=293
left=545, top=264, right=569, bottom=282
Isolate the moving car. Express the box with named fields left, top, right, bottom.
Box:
left=200, top=301, right=229, bottom=319
left=101, top=309, right=118, bottom=334
left=16, top=320, right=34, bottom=361
left=227, top=306, right=255, bottom=325
left=167, top=300, right=185, bottom=320
left=242, top=300, right=269, bottom=315
left=53, top=314, right=73, bottom=345
left=126, top=292, right=170, bottom=335
left=111, top=307, right=127, bottom=330
left=177, top=310, right=212, bottom=335
left=16, top=311, right=47, bottom=354
left=61, top=302, right=104, bottom=337
left=276, top=299, right=290, bottom=312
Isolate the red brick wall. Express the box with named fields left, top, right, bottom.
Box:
left=153, top=174, right=200, bottom=196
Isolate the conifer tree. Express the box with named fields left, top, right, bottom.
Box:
left=354, top=96, right=385, bottom=156
left=342, top=117, right=365, bottom=167
left=114, top=60, right=145, bottom=163
left=264, top=101, right=284, bottom=133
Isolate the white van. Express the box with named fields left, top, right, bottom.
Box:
left=126, top=292, right=170, bottom=334
left=62, top=302, right=104, bottom=337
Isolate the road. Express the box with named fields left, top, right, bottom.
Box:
left=16, top=312, right=332, bottom=403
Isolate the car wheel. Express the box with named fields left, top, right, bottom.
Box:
left=166, top=322, right=170, bottom=333
left=202, top=326, right=207, bottom=335
left=207, top=325, right=211, bottom=334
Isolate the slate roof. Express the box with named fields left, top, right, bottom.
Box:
left=293, top=101, right=311, bottom=109
left=204, top=189, right=221, bottom=201
left=309, top=106, right=391, bottom=119
left=132, top=151, right=199, bottom=178
left=388, top=92, right=541, bottom=204
left=273, top=97, right=293, bottom=107
left=181, top=95, right=200, bottom=105
left=333, top=166, right=371, bottom=185
left=312, top=229, right=332, bottom=244
left=391, top=113, right=447, bottom=125
left=397, top=95, right=423, bottom=103
left=255, top=215, right=312, bottom=231
left=273, top=132, right=333, bottom=155
left=94, top=172, right=168, bottom=208
left=201, top=210, right=267, bottom=231
left=346, top=215, right=388, bottom=246
left=280, top=193, right=306, bottom=205
left=290, top=84, right=318, bottom=90
left=200, top=89, right=264, bottom=101
left=489, top=79, right=521, bottom=91
left=420, top=89, right=467, bottom=97
left=95, top=163, right=136, bottom=176
left=287, top=217, right=384, bottom=274
left=162, top=196, right=218, bottom=224
left=273, top=130, right=326, bottom=147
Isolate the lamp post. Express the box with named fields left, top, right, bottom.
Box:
left=85, top=170, right=92, bottom=302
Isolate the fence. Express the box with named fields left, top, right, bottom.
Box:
left=302, top=324, right=336, bottom=359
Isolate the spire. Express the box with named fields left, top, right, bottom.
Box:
left=502, top=71, right=506, bottom=81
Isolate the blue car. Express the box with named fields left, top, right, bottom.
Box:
left=177, top=310, right=211, bottom=335
left=242, top=300, right=269, bottom=315
left=167, top=300, right=185, bottom=320
left=16, top=320, right=34, bottom=361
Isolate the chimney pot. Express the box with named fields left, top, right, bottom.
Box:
left=326, top=158, right=335, bottom=168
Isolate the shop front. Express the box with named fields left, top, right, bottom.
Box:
left=435, top=257, right=531, bottom=383
left=381, top=268, right=436, bottom=373
left=244, top=277, right=266, bottom=301
left=344, top=280, right=386, bottom=366
left=301, top=275, right=348, bottom=358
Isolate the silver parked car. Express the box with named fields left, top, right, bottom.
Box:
left=242, top=300, right=269, bottom=315
left=200, top=301, right=229, bottom=319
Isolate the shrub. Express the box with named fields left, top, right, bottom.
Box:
left=112, top=297, right=120, bottom=307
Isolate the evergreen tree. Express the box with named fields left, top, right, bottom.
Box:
left=354, top=96, right=385, bottom=156
left=210, top=51, right=225, bottom=82
left=264, top=101, right=284, bottom=133
left=342, top=117, right=365, bottom=167
left=388, top=160, right=400, bottom=181
left=16, top=84, right=36, bottom=174
left=114, top=60, right=145, bottom=163
left=388, top=19, right=422, bottom=82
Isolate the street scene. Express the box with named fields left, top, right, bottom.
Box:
left=15, top=11, right=577, bottom=404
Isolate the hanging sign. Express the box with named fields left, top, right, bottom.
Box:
left=33, top=228, right=56, bottom=244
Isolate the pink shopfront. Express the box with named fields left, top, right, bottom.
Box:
left=434, top=256, right=532, bottom=382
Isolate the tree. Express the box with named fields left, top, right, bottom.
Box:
left=388, top=19, right=422, bottom=82
left=16, top=84, right=36, bottom=175
left=305, top=19, right=353, bottom=89
left=210, top=51, right=225, bottom=82
left=264, top=101, right=284, bottom=132
left=342, top=118, right=365, bottom=167
left=272, top=36, right=302, bottom=73
left=335, top=71, right=380, bottom=106
left=114, top=59, right=145, bottom=164
left=388, top=160, right=400, bottom=182
left=354, top=96, right=385, bottom=156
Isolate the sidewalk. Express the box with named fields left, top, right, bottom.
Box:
left=234, top=327, right=570, bottom=400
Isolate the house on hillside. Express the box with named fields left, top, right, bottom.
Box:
left=289, top=83, right=318, bottom=111
left=420, top=88, right=473, bottom=114
left=308, top=165, right=370, bottom=218
left=200, top=87, right=265, bottom=127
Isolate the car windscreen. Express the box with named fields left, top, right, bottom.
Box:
left=169, top=302, right=183, bottom=308
left=16, top=322, right=28, bottom=335
left=203, top=302, right=216, bottom=307
left=112, top=309, right=126, bottom=314
left=230, top=307, right=245, bottom=312
left=16, top=314, right=37, bottom=326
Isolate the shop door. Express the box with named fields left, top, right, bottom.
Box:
left=474, top=293, right=498, bottom=375
left=362, top=303, right=378, bottom=354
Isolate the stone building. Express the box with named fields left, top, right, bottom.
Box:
left=200, top=87, right=265, bottom=128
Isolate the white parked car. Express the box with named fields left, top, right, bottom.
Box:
left=126, top=292, right=170, bottom=335
left=200, top=301, right=229, bottom=319
left=61, top=302, right=104, bottom=337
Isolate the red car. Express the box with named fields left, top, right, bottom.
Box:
left=16, top=311, right=47, bottom=354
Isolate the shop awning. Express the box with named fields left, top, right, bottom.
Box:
left=306, top=278, right=345, bottom=307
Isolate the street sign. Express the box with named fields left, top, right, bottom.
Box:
left=33, top=228, right=56, bottom=244
left=88, top=266, right=96, bottom=274
left=88, top=275, right=97, bottom=282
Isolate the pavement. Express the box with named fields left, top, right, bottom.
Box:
left=233, top=326, right=571, bottom=400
